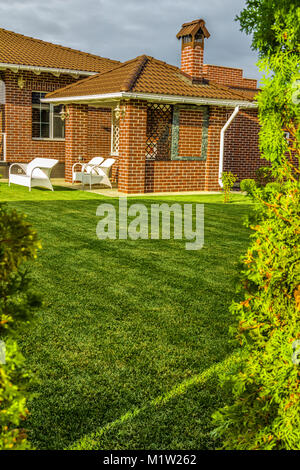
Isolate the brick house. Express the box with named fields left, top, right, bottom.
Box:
left=0, top=19, right=264, bottom=193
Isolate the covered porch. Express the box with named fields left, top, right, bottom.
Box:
left=44, top=56, right=257, bottom=194
left=63, top=98, right=216, bottom=194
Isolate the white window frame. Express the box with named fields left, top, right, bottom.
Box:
left=32, top=91, right=65, bottom=141
left=110, top=108, right=120, bottom=156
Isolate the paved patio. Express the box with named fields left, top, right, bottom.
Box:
left=51, top=179, right=223, bottom=197
left=2, top=177, right=226, bottom=197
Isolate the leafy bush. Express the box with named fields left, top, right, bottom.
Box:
left=240, top=178, right=257, bottom=195
left=0, top=205, right=41, bottom=449
left=255, top=166, right=273, bottom=187
left=221, top=172, right=237, bottom=203
left=212, top=0, right=300, bottom=450
left=213, top=175, right=300, bottom=449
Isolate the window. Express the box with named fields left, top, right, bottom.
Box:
left=32, top=92, right=65, bottom=139
left=111, top=110, right=120, bottom=155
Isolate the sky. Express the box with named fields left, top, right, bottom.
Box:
left=0, top=0, right=263, bottom=83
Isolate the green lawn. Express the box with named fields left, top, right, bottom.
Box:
left=1, top=183, right=252, bottom=450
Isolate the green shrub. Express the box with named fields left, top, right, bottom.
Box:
left=0, top=205, right=41, bottom=449
left=240, top=179, right=257, bottom=195
left=212, top=0, right=300, bottom=450
left=255, top=166, right=273, bottom=187
left=212, top=175, right=300, bottom=449
left=221, top=172, right=237, bottom=203
left=264, top=182, right=282, bottom=193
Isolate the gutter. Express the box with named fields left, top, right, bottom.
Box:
left=218, top=106, right=240, bottom=188
left=0, top=62, right=97, bottom=77
left=42, top=91, right=257, bottom=109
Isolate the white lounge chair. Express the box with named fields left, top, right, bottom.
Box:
left=72, top=157, right=104, bottom=184
left=9, top=158, right=59, bottom=191
left=81, top=158, right=116, bottom=190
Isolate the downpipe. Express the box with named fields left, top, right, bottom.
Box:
left=218, top=106, right=240, bottom=188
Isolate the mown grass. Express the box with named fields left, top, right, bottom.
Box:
left=1, top=183, right=252, bottom=450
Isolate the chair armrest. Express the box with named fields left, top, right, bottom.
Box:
left=83, top=163, right=103, bottom=174
left=9, top=163, right=28, bottom=175
left=28, top=165, right=56, bottom=179
left=72, top=162, right=84, bottom=172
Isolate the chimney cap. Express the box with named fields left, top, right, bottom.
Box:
left=176, top=19, right=210, bottom=40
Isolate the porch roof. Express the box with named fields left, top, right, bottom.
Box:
left=0, top=27, right=120, bottom=75
left=44, top=55, right=258, bottom=108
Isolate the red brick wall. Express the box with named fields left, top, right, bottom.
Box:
left=87, top=107, right=111, bottom=159
left=86, top=106, right=118, bottom=183
left=205, top=106, right=228, bottom=191
left=142, top=107, right=207, bottom=193
left=145, top=160, right=206, bottom=193
left=178, top=108, right=203, bottom=157
left=203, top=64, right=257, bottom=90
left=118, top=100, right=148, bottom=193
left=223, top=109, right=268, bottom=182
left=4, top=70, right=75, bottom=163
left=126, top=105, right=263, bottom=193
left=0, top=101, right=4, bottom=160
left=117, top=104, right=228, bottom=194
left=2, top=71, right=112, bottom=175
left=181, top=45, right=204, bottom=79
left=65, top=104, right=88, bottom=182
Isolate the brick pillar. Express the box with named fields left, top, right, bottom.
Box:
left=118, top=100, right=147, bottom=194
left=181, top=45, right=204, bottom=79
left=65, top=104, right=88, bottom=182
left=205, top=106, right=227, bottom=191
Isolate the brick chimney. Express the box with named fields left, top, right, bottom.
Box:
left=176, top=19, right=210, bottom=80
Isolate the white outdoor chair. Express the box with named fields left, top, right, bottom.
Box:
left=81, top=158, right=116, bottom=190
left=9, top=158, right=59, bottom=191
left=72, top=157, right=104, bottom=184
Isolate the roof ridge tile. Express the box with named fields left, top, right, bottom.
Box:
left=121, top=55, right=148, bottom=91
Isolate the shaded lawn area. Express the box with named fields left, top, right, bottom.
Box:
left=1, top=183, right=252, bottom=450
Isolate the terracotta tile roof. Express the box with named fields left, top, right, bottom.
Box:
left=45, top=55, right=256, bottom=104
left=0, top=28, right=120, bottom=73
left=176, top=19, right=210, bottom=39
left=228, top=87, right=260, bottom=101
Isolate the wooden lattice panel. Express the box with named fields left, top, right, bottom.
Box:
left=111, top=114, right=120, bottom=155
left=146, top=104, right=173, bottom=161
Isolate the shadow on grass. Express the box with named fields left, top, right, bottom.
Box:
left=3, top=196, right=251, bottom=449
left=69, top=353, right=238, bottom=450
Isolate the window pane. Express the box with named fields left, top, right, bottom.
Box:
left=40, top=109, right=50, bottom=123
left=32, top=122, right=41, bottom=138
left=32, top=92, right=49, bottom=138
left=54, top=104, right=63, bottom=114
left=32, top=92, right=46, bottom=104
left=53, top=116, right=65, bottom=139
left=41, top=123, right=50, bottom=138
left=32, top=108, right=41, bottom=122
